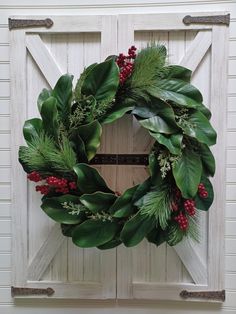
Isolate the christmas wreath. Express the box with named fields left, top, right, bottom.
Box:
left=19, top=44, right=216, bottom=249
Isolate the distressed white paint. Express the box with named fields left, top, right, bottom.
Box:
left=0, top=0, right=235, bottom=312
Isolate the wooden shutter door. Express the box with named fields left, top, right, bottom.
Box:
left=116, top=12, right=228, bottom=301
left=11, top=15, right=117, bottom=299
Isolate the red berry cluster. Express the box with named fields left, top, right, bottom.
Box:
left=36, top=185, right=50, bottom=195
left=174, top=212, right=188, bottom=230
left=184, top=199, right=196, bottom=216
left=27, top=171, right=42, bottom=182
left=116, top=46, right=137, bottom=84
left=46, top=176, right=70, bottom=194
left=27, top=171, right=77, bottom=196
left=198, top=183, right=208, bottom=198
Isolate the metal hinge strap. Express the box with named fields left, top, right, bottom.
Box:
left=183, top=14, right=230, bottom=26
left=8, top=18, right=53, bottom=30
left=11, top=286, right=54, bottom=297
left=90, top=154, right=149, bottom=165
left=180, top=289, right=225, bottom=302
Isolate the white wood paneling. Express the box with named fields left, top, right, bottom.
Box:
left=0, top=0, right=235, bottom=312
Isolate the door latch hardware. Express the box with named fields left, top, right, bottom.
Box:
left=90, top=154, right=149, bottom=165
left=180, top=289, right=225, bottom=302
left=183, top=14, right=230, bottom=26
left=8, top=18, right=53, bottom=30
left=11, top=286, right=54, bottom=297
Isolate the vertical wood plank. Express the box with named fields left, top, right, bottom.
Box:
left=10, top=30, right=28, bottom=286
left=208, top=25, right=228, bottom=290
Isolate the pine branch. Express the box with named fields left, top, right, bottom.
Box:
left=130, top=44, right=167, bottom=89
left=139, top=187, right=171, bottom=230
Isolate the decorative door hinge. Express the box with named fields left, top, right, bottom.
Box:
left=180, top=289, right=225, bottom=302
left=183, top=14, right=230, bottom=26
left=11, top=286, right=54, bottom=297
left=8, top=18, right=53, bottom=30
left=90, top=154, right=149, bottom=165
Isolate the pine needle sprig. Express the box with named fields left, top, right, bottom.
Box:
left=48, top=136, right=77, bottom=174
left=139, top=186, right=171, bottom=230
left=19, top=133, right=57, bottom=172
left=130, top=43, right=167, bottom=89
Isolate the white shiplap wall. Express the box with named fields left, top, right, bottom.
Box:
left=0, top=0, right=236, bottom=313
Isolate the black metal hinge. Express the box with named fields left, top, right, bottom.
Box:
left=180, top=289, right=225, bottom=302
left=183, top=14, right=230, bottom=26
left=8, top=18, right=53, bottom=30
left=11, top=286, right=54, bottom=297
left=90, top=154, right=149, bottom=165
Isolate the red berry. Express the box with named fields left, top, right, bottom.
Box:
left=27, top=171, right=42, bottom=182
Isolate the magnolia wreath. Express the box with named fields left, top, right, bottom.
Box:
left=19, top=44, right=216, bottom=249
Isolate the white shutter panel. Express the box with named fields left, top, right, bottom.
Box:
left=11, top=15, right=118, bottom=299
left=116, top=12, right=228, bottom=301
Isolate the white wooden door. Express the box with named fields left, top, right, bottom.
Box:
left=10, top=15, right=118, bottom=299
left=116, top=12, right=228, bottom=301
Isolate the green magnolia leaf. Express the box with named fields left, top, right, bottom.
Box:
left=148, top=152, right=162, bottom=186
left=139, top=115, right=178, bottom=134
left=97, top=238, right=122, bottom=250
left=52, top=74, right=73, bottom=127
left=41, top=195, right=82, bottom=224
left=77, top=120, right=102, bottom=160
left=120, top=212, right=155, bottom=247
left=132, top=178, right=151, bottom=205
left=198, top=143, right=215, bottom=176
left=69, top=132, right=88, bottom=163
left=146, top=227, right=166, bottom=247
left=110, top=185, right=138, bottom=218
left=37, top=88, right=51, bottom=113
left=73, top=163, right=112, bottom=194
left=80, top=192, right=116, bottom=213
left=101, top=102, right=134, bottom=124
left=181, top=111, right=217, bottom=146
left=195, top=176, right=214, bottom=211
left=196, top=103, right=211, bottom=120
left=40, top=96, right=59, bottom=140
left=164, top=65, right=192, bottom=82
left=150, top=132, right=183, bottom=155
left=173, top=148, right=202, bottom=198
left=23, top=118, right=43, bottom=144
left=74, top=63, right=97, bottom=102
left=72, top=219, right=119, bottom=248
left=148, top=84, right=201, bottom=109
left=82, top=59, right=119, bottom=102
left=61, top=224, right=77, bottom=237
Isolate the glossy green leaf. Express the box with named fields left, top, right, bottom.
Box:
left=110, top=185, right=138, bottom=217
left=82, top=59, right=119, bottom=102
left=23, top=118, right=43, bottom=144
left=132, top=178, right=151, bottom=205
left=195, top=176, right=214, bottom=211
left=97, top=238, right=122, bottom=250
left=61, top=224, right=77, bottom=237
left=120, top=212, right=155, bottom=247
left=80, top=192, right=116, bottom=213
left=72, top=219, right=119, bottom=248
left=40, top=96, right=59, bottom=140
left=173, top=149, right=202, bottom=198
left=77, top=120, right=102, bottom=160
left=52, top=74, right=73, bottom=127
left=37, top=88, right=51, bottom=113
left=148, top=152, right=162, bottom=186
left=148, top=85, right=201, bottom=109
left=150, top=132, right=183, bottom=155
left=139, top=115, right=178, bottom=134
left=146, top=227, right=166, bottom=247
left=164, top=65, right=192, bottom=82
left=198, top=143, right=215, bottom=176
left=181, top=111, right=217, bottom=146
left=69, top=132, right=88, bottom=163
left=73, top=163, right=112, bottom=194
left=41, top=195, right=82, bottom=224
left=101, top=102, right=134, bottom=124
